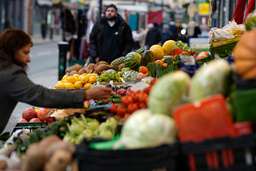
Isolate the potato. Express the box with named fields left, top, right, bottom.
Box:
left=44, top=150, right=73, bottom=171
left=77, top=68, right=87, bottom=75
left=21, top=143, right=46, bottom=171
left=69, top=70, right=78, bottom=76
left=65, top=64, right=83, bottom=73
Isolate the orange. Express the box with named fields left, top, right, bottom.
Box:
left=149, top=45, right=164, bottom=60
left=162, top=40, right=175, bottom=55
left=139, top=66, right=148, bottom=74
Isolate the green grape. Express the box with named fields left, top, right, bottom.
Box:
left=109, top=73, right=115, bottom=80
left=102, top=72, right=109, bottom=77
left=104, top=77, right=111, bottom=82
left=115, top=73, right=121, bottom=80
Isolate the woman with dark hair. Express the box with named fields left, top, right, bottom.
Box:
left=0, top=29, right=113, bottom=133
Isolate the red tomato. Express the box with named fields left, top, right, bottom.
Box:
left=110, top=103, right=119, bottom=114
left=127, top=90, right=135, bottom=96
left=130, top=93, right=139, bottom=102
left=127, top=103, right=139, bottom=114
left=116, top=105, right=127, bottom=116
left=138, top=92, right=148, bottom=103
left=143, top=86, right=152, bottom=95
left=136, top=90, right=143, bottom=94
left=121, top=96, right=134, bottom=107
left=150, top=78, right=158, bottom=85
left=138, top=102, right=147, bottom=109
left=123, top=113, right=131, bottom=119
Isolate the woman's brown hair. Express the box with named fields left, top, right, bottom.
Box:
left=0, top=29, right=33, bottom=66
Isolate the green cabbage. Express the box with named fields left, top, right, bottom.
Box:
left=148, top=71, right=190, bottom=116
left=189, top=59, right=232, bottom=101
left=113, top=109, right=177, bottom=149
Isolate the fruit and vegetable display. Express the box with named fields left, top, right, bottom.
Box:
left=2, top=19, right=256, bottom=171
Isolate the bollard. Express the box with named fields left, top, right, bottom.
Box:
left=58, top=41, right=69, bottom=80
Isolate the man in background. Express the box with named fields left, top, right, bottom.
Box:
left=89, top=4, right=134, bottom=64
left=145, top=22, right=161, bottom=49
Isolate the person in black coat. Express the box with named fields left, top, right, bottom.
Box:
left=89, top=4, right=134, bottom=64
left=145, top=22, right=161, bottom=49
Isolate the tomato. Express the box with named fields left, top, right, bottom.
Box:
left=131, top=93, right=139, bottom=102
left=110, top=103, right=119, bottom=114
left=138, top=92, right=148, bottom=103
left=143, top=86, right=152, bottom=95
left=127, top=90, right=135, bottom=96
left=123, top=113, right=131, bottom=119
left=121, top=96, right=134, bottom=107
left=138, top=102, right=147, bottom=109
left=150, top=78, right=158, bottom=85
left=136, top=90, right=143, bottom=94
left=116, top=105, right=127, bottom=116
left=127, top=103, right=139, bottom=114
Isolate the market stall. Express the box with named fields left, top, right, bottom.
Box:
left=1, top=11, right=256, bottom=171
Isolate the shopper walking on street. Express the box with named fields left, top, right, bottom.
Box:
left=161, top=24, right=175, bottom=45
left=0, top=29, right=113, bottom=134
left=89, top=4, right=134, bottom=64
left=145, top=22, right=161, bottom=49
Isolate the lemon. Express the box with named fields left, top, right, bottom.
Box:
left=73, top=74, right=81, bottom=81
left=74, top=81, right=83, bottom=89
left=90, top=73, right=99, bottom=77
left=66, top=76, right=77, bottom=84
left=62, top=74, right=69, bottom=81
left=162, top=40, right=175, bottom=55
left=89, top=76, right=97, bottom=84
left=82, top=73, right=87, bottom=76
left=54, top=82, right=65, bottom=89
left=84, top=83, right=92, bottom=89
left=80, top=75, right=89, bottom=84
left=61, top=80, right=68, bottom=84
left=64, top=83, right=75, bottom=89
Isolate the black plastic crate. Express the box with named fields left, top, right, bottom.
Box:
left=12, top=122, right=47, bottom=134
left=76, top=143, right=178, bottom=171
left=180, top=134, right=256, bottom=171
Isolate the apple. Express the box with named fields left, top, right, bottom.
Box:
left=37, top=108, right=51, bottom=122
left=18, top=118, right=28, bottom=123
left=22, top=108, right=37, bottom=121
left=29, top=118, right=41, bottom=122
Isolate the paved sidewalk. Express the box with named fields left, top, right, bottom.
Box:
left=31, top=34, right=63, bottom=45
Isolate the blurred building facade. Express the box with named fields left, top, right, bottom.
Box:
left=0, top=0, right=248, bottom=35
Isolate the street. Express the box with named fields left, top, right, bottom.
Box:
left=3, top=42, right=61, bottom=133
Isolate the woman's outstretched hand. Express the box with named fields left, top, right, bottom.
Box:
left=85, top=86, right=113, bottom=102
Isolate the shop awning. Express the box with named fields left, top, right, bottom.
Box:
left=37, top=0, right=53, bottom=6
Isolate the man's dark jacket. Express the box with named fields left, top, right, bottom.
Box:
left=89, top=14, right=134, bottom=63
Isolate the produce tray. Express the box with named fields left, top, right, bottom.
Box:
left=180, top=134, right=256, bottom=171
left=210, top=41, right=238, bottom=59
left=12, top=122, right=47, bottom=133
left=75, top=143, right=178, bottom=171
left=173, top=94, right=236, bottom=143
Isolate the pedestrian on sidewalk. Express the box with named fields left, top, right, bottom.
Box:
left=41, top=19, right=47, bottom=39
left=0, top=29, right=113, bottom=134
left=89, top=4, right=134, bottom=64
